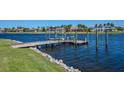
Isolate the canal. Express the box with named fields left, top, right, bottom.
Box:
left=0, top=33, right=124, bottom=72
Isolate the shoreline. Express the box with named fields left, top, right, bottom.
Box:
left=3, top=31, right=124, bottom=34
left=12, top=39, right=81, bottom=72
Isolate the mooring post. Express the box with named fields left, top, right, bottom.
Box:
left=45, top=44, right=48, bottom=48
left=75, top=30, right=77, bottom=45
left=86, top=29, right=89, bottom=43
left=46, top=29, right=48, bottom=40
left=105, top=29, right=108, bottom=48
left=51, top=44, right=54, bottom=48
left=48, top=29, right=50, bottom=40
left=46, top=30, right=48, bottom=40
left=36, top=45, right=39, bottom=49
left=96, top=28, right=98, bottom=50
left=61, top=30, right=63, bottom=40
left=64, top=30, right=66, bottom=41
left=55, top=30, right=57, bottom=40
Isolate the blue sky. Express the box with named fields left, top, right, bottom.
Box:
left=0, top=20, right=124, bottom=28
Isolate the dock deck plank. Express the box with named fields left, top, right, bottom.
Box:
left=11, top=40, right=88, bottom=48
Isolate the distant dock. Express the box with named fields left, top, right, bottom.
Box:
left=11, top=40, right=88, bottom=48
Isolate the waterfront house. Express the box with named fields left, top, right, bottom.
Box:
left=70, top=26, right=79, bottom=32
left=16, top=28, right=24, bottom=32
left=92, top=23, right=117, bottom=32
left=48, top=26, right=56, bottom=32
left=48, top=27, right=65, bottom=32
left=56, top=27, right=65, bottom=33
left=29, top=28, right=37, bottom=32
left=47, top=27, right=66, bottom=40
left=0, top=28, right=5, bottom=33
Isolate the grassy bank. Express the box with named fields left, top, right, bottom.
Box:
left=0, top=39, right=65, bottom=72
left=5, top=31, right=124, bottom=34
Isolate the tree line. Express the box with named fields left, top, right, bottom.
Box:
left=0, top=23, right=124, bottom=32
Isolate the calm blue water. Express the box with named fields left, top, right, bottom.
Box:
left=0, top=33, right=124, bottom=72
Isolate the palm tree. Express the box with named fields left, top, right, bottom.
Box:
left=4, top=28, right=8, bottom=32
left=110, top=23, right=114, bottom=27
left=23, top=28, right=29, bottom=32
left=36, top=26, right=40, bottom=32
left=77, top=24, right=83, bottom=31
left=60, top=25, right=65, bottom=28
left=107, top=23, right=111, bottom=27
left=67, top=24, right=72, bottom=32
left=77, top=24, right=88, bottom=32
left=42, top=27, right=46, bottom=32
left=63, top=24, right=72, bottom=32
left=116, top=26, right=123, bottom=31
left=12, top=27, right=16, bottom=32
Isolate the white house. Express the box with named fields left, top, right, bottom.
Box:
left=92, top=23, right=117, bottom=32
left=0, top=28, right=5, bottom=33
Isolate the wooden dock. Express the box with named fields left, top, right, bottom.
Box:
left=11, top=40, right=88, bottom=48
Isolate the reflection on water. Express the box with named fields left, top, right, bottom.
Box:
left=0, top=33, right=124, bottom=72
left=105, top=45, right=109, bottom=57
left=38, top=43, right=111, bottom=72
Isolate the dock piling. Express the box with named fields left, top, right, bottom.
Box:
left=96, top=28, right=98, bottom=50
left=105, top=29, right=108, bottom=48
left=74, top=30, right=77, bottom=45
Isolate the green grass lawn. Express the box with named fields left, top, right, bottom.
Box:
left=0, top=39, right=66, bottom=72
